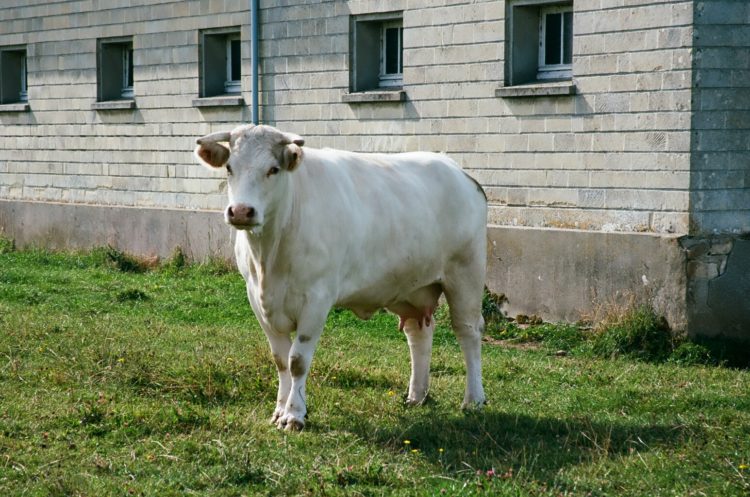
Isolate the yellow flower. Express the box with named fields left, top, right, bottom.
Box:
left=740, top=464, right=749, bottom=470
left=439, top=448, right=444, bottom=453
left=403, top=440, right=411, bottom=445
left=387, top=390, right=395, bottom=396
left=411, top=449, right=419, bottom=453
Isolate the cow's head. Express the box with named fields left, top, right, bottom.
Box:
left=194, top=124, right=304, bottom=231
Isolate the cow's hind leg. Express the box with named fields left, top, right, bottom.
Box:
left=402, top=317, right=434, bottom=405
left=443, top=257, right=487, bottom=408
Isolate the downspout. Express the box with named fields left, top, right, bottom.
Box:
left=250, top=0, right=260, bottom=124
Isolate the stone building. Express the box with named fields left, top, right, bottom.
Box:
left=0, top=0, right=748, bottom=341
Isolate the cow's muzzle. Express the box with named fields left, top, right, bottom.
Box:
left=225, top=203, right=258, bottom=228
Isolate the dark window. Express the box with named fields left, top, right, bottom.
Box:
left=384, top=27, right=401, bottom=74
left=505, top=1, right=574, bottom=86
left=538, top=6, right=573, bottom=79
left=563, top=11, right=573, bottom=64
left=542, top=10, right=573, bottom=67
left=230, top=39, right=241, bottom=82
left=544, top=13, right=562, bottom=65
left=97, top=38, right=134, bottom=101
left=201, top=29, right=241, bottom=96
left=351, top=13, right=404, bottom=91
left=125, top=47, right=134, bottom=88
left=0, top=47, right=28, bottom=104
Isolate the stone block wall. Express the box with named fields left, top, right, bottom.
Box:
left=690, top=0, right=750, bottom=235
left=1, top=0, right=698, bottom=236
left=0, top=0, right=250, bottom=212
left=263, top=0, right=695, bottom=235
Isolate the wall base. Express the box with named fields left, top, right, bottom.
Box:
left=486, top=225, right=689, bottom=331
left=0, top=200, right=233, bottom=261
left=486, top=225, right=750, bottom=343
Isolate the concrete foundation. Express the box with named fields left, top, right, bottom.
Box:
left=0, top=199, right=233, bottom=261
left=486, top=226, right=689, bottom=331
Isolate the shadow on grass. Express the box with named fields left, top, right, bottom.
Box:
left=338, top=408, right=698, bottom=488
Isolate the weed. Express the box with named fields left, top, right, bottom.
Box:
left=487, top=321, right=586, bottom=353
left=591, top=305, right=673, bottom=362
left=115, top=288, right=151, bottom=302
left=669, top=342, right=714, bottom=366
left=540, top=323, right=587, bottom=352
left=482, top=286, right=507, bottom=325
left=162, top=245, right=188, bottom=271
left=0, top=233, right=14, bottom=254
left=194, top=256, right=236, bottom=276
left=91, top=245, right=157, bottom=273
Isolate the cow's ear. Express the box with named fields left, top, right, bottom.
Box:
left=195, top=132, right=231, bottom=169
left=281, top=134, right=305, bottom=172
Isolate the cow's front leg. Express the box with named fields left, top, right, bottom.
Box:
left=264, top=330, right=293, bottom=424
left=402, top=317, right=435, bottom=405
left=276, top=308, right=327, bottom=431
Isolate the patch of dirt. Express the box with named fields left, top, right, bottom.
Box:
left=482, top=336, right=542, bottom=351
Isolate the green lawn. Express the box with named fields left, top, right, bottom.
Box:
left=0, top=247, right=748, bottom=496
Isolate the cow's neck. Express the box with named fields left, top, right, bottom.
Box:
left=243, top=175, right=296, bottom=282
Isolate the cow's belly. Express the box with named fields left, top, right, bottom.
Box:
left=338, top=271, right=444, bottom=325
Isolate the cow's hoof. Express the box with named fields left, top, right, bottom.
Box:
left=276, top=413, right=305, bottom=431
left=405, top=393, right=430, bottom=407
left=270, top=407, right=285, bottom=425
left=461, top=397, right=487, bottom=411
left=284, top=418, right=305, bottom=431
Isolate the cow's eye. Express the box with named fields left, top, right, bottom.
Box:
left=267, top=166, right=280, bottom=177
left=226, top=164, right=233, bottom=176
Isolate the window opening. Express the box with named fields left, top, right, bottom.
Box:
left=19, top=52, right=27, bottom=102
left=0, top=47, right=29, bottom=104
left=380, top=21, right=403, bottom=87
left=121, top=46, right=134, bottom=98
left=225, top=34, right=241, bottom=94
left=538, top=6, right=573, bottom=80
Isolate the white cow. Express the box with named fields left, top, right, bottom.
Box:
left=195, top=124, right=487, bottom=430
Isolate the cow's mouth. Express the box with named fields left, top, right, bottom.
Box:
left=226, top=219, right=260, bottom=231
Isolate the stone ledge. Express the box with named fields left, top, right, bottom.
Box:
left=342, top=90, right=406, bottom=103
left=192, top=96, right=245, bottom=107
left=0, top=102, right=30, bottom=112
left=495, top=81, right=576, bottom=98
left=92, top=100, right=136, bottom=110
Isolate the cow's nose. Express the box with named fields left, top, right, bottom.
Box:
left=226, top=204, right=256, bottom=225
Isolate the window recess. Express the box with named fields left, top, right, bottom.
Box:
left=538, top=6, right=573, bottom=80
left=0, top=46, right=28, bottom=104
left=201, top=28, right=242, bottom=98
left=350, top=12, right=404, bottom=93
left=97, top=38, right=135, bottom=102
left=504, top=1, right=575, bottom=88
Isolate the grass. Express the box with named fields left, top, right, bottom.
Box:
left=1, top=246, right=749, bottom=496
